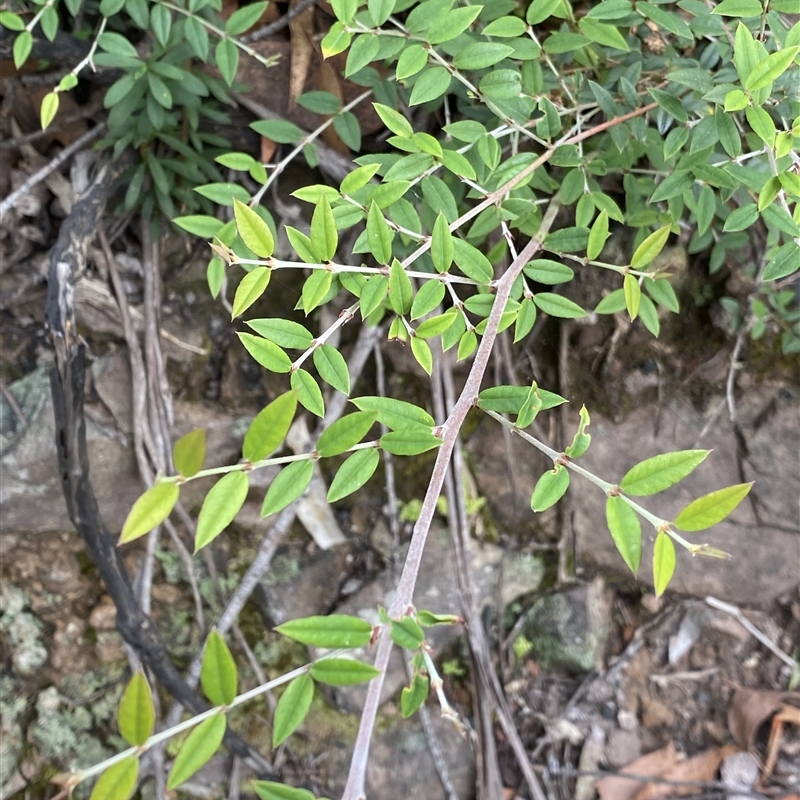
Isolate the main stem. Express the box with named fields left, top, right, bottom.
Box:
left=342, top=203, right=560, bottom=800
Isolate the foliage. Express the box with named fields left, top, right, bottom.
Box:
left=30, top=0, right=800, bottom=797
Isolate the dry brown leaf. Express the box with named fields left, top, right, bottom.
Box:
left=596, top=742, right=677, bottom=800
left=288, top=0, right=316, bottom=110
left=728, top=687, right=800, bottom=750
left=317, top=59, right=349, bottom=154
left=633, top=745, right=737, bottom=800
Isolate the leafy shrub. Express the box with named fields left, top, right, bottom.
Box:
left=26, top=0, right=800, bottom=797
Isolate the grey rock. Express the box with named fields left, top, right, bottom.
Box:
left=519, top=577, right=612, bottom=674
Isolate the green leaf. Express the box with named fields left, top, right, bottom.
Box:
left=652, top=531, right=676, bottom=598
left=317, top=412, right=377, bottom=457
left=351, top=396, right=434, bottom=430
left=745, top=106, right=776, bottom=148
left=391, top=615, right=425, bottom=650
left=401, top=673, right=429, bottom=717
left=201, top=629, right=238, bottom=706
left=345, top=33, right=380, bottom=77
left=410, top=280, right=446, bottom=321
left=297, top=90, right=342, bottom=115
left=321, top=21, right=351, bottom=58
left=120, top=482, right=179, bottom=544
left=380, top=429, right=442, bottom=456
left=745, top=46, right=800, bottom=91
left=233, top=199, right=275, bottom=257
left=89, top=756, right=138, bottom=800
left=273, top=674, right=314, bottom=747
left=185, top=16, right=209, bottom=59
left=453, top=42, right=515, bottom=70
left=623, top=273, right=641, bottom=321
left=587, top=210, right=609, bottom=261
left=250, top=119, right=305, bottom=144
left=366, top=202, right=393, bottom=265
left=0, top=11, right=25, bottom=30
left=195, top=471, right=249, bottom=551
left=226, top=0, right=268, bottom=35
left=605, top=496, right=642, bottom=574
left=712, top=0, right=764, bottom=16
left=409, top=66, right=451, bottom=105
left=533, top=293, right=587, bottom=319
left=310, top=658, right=380, bottom=685
left=173, top=429, right=206, bottom=478
left=723, top=204, right=758, bottom=233
left=247, top=319, right=313, bottom=350
left=650, top=170, right=693, bottom=204
left=578, top=17, right=629, bottom=50
left=396, top=43, right=429, bottom=80
left=261, top=459, right=314, bottom=517
left=388, top=260, right=413, bottom=316
left=243, top=391, right=297, bottom=462
left=13, top=31, right=32, bottom=69
left=530, top=465, right=570, bottom=512
left=543, top=31, right=590, bottom=54
left=630, top=225, right=670, bottom=269
left=479, top=69, right=521, bottom=100
left=416, top=310, right=457, bottom=339
left=410, top=336, right=433, bottom=375
left=620, top=450, right=710, bottom=496
left=426, top=4, right=481, bottom=43
left=310, top=196, right=338, bottom=262
left=167, top=715, right=226, bottom=789
left=313, top=344, right=350, bottom=395
left=527, top=0, right=562, bottom=24
left=372, top=103, right=413, bottom=137
left=644, top=278, right=679, bottom=313
left=253, top=782, right=315, bottom=800
left=478, top=385, right=566, bottom=414
left=544, top=227, right=590, bottom=254
left=238, top=333, right=292, bottom=373
left=215, top=38, right=239, bottom=86
left=431, top=213, right=454, bottom=274
left=565, top=404, right=591, bottom=458
left=232, top=267, right=271, bottom=319
left=174, top=215, right=223, bottom=238
left=301, top=271, right=333, bottom=314
left=514, top=298, right=537, bottom=342
left=359, top=274, right=389, bottom=318
left=208, top=258, right=225, bottom=299
left=762, top=241, right=800, bottom=281
left=327, top=448, right=380, bottom=502
left=457, top=329, right=477, bottom=361
left=118, top=671, right=155, bottom=746
left=524, top=259, right=574, bottom=285
left=453, top=239, right=493, bottom=282
left=291, top=370, right=325, bottom=417
left=277, top=614, right=373, bottom=647
left=341, top=163, right=381, bottom=194
left=368, top=0, right=395, bottom=26
left=150, top=3, right=172, bottom=46
left=40, top=92, right=59, bottom=130
left=674, top=483, right=753, bottom=532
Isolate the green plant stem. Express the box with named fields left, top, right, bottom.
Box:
left=71, top=652, right=347, bottom=787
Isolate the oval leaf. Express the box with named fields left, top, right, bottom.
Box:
left=673, top=483, right=753, bottom=532
left=533, top=293, right=587, bottom=319
left=530, top=465, right=570, bottom=512
left=238, top=333, right=292, bottom=373
left=273, top=674, right=314, bottom=747
left=167, top=714, right=227, bottom=790
left=316, top=411, right=377, bottom=457
left=380, top=430, right=442, bottom=456
left=120, top=482, right=179, bottom=544
left=313, top=344, right=350, bottom=395
left=195, top=471, right=249, bottom=551
left=89, top=756, right=138, bottom=800
left=261, top=459, right=315, bottom=517
left=351, top=396, right=435, bottom=430
left=605, top=495, right=642, bottom=574
left=401, top=673, right=429, bottom=718
left=233, top=198, right=275, bottom=258
left=173, top=429, right=206, bottom=478
left=201, top=629, right=238, bottom=706
left=291, top=369, right=325, bottom=417
left=243, top=391, right=298, bottom=462
left=232, top=267, right=271, bottom=319
left=118, top=671, right=154, bottom=746
left=631, top=225, right=670, bottom=269
left=652, top=531, right=676, bottom=598
left=276, top=614, right=373, bottom=648
left=309, top=658, right=380, bottom=686
left=327, top=448, right=380, bottom=502
left=620, top=450, right=710, bottom=496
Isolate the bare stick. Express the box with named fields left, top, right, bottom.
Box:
left=0, top=123, right=105, bottom=217
left=342, top=207, right=559, bottom=800
left=705, top=596, right=796, bottom=669
left=242, top=0, right=316, bottom=42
